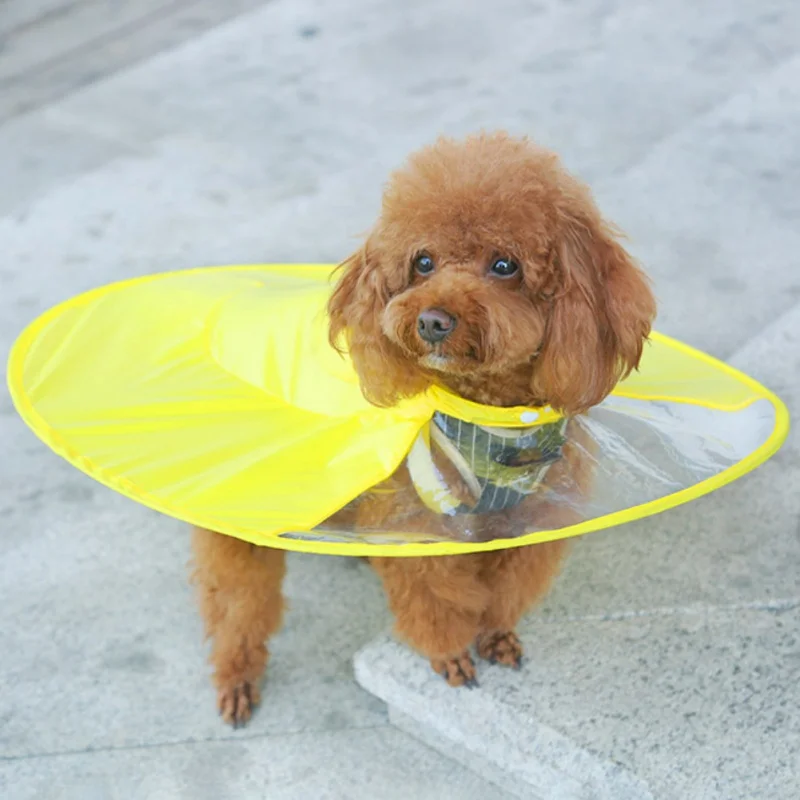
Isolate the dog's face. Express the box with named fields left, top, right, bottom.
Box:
left=329, top=133, right=656, bottom=415
left=380, top=222, right=550, bottom=381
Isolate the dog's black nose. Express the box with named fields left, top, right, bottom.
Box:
left=417, top=308, right=456, bottom=344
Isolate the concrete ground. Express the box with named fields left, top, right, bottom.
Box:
left=1, top=1, right=798, bottom=798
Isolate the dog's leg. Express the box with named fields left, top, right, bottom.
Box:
left=476, top=424, right=590, bottom=667
left=370, top=554, right=489, bottom=687
left=190, top=527, right=286, bottom=726
left=476, top=541, right=568, bottom=668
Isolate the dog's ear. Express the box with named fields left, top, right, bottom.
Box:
left=328, top=246, right=372, bottom=354
left=328, top=238, right=429, bottom=406
left=531, top=205, right=656, bottom=416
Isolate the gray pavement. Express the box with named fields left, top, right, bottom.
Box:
left=0, top=0, right=275, bottom=123
left=1, top=1, right=798, bottom=798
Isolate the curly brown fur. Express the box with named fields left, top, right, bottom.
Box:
left=190, top=527, right=285, bottom=726
left=329, top=132, right=655, bottom=413
left=192, top=132, right=656, bottom=722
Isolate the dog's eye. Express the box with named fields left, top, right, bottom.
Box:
left=490, top=258, right=520, bottom=278
left=413, top=254, right=435, bottom=276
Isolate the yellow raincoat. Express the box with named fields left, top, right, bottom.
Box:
left=7, top=265, right=789, bottom=556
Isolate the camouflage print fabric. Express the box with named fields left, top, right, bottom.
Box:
left=409, top=411, right=568, bottom=515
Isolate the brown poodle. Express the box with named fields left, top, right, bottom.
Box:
left=191, top=132, right=657, bottom=725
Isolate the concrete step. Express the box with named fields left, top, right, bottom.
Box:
left=3, top=1, right=799, bottom=350
left=0, top=0, right=276, bottom=123
left=596, top=50, right=800, bottom=360
left=354, top=302, right=800, bottom=800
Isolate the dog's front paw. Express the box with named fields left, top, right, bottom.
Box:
left=476, top=630, right=523, bottom=669
left=217, top=681, right=260, bottom=727
left=430, top=651, right=478, bottom=688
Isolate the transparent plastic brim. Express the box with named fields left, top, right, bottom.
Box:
left=298, top=394, right=783, bottom=550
